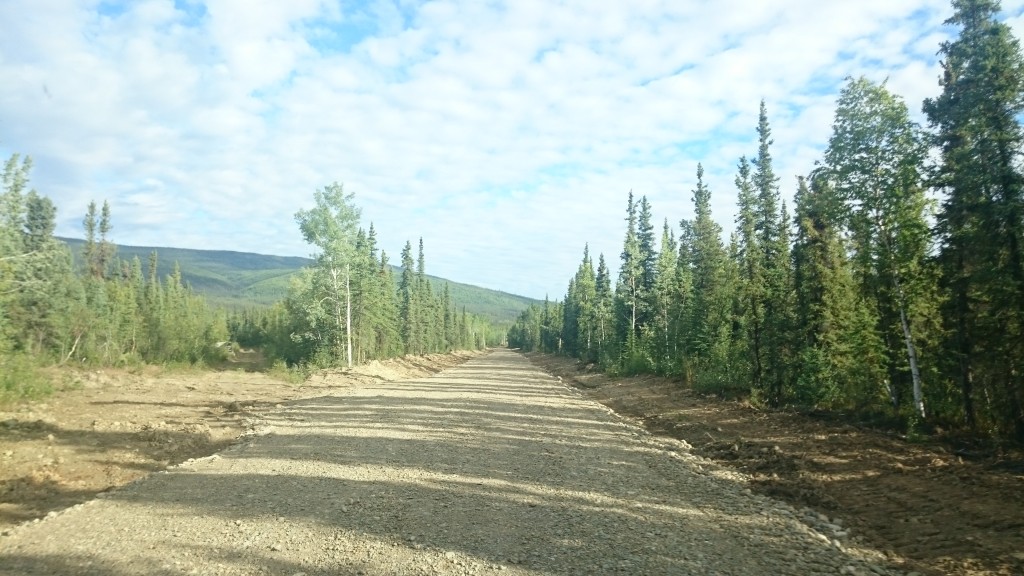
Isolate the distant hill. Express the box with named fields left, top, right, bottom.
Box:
left=58, top=238, right=539, bottom=325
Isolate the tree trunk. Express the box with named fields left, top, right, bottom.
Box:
left=892, top=273, right=925, bottom=419
left=346, top=264, right=353, bottom=369
left=749, top=289, right=763, bottom=392
left=630, top=277, right=637, bottom=339
left=898, top=303, right=925, bottom=419
left=330, top=267, right=344, bottom=365
left=954, top=253, right=976, bottom=429
left=61, top=333, right=82, bottom=364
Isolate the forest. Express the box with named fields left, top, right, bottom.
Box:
left=509, top=1, right=1024, bottom=441
left=0, top=172, right=495, bottom=402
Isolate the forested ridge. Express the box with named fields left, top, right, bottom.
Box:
left=509, top=0, right=1024, bottom=441
left=57, top=237, right=539, bottom=319
left=1, top=171, right=497, bottom=402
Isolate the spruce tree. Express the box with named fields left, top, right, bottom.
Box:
left=83, top=201, right=99, bottom=278
left=573, top=246, right=598, bottom=362
left=562, top=247, right=598, bottom=359
left=734, top=156, right=765, bottom=392
left=398, top=241, right=417, bottom=354
left=615, top=191, right=643, bottom=358
left=924, top=0, right=1024, bottom=437
left=375, top=250, right=403, bottom=358
left=674, top=219, right=696, bottom=379
left=651, top=220, right=678, bottom=373
left=792, top=176, right=887, bottom=407
left=752, top=101, right=793, bottom=406
left=594, top=254, right=614, bottom=366
left=636, top=196, right=657, bottom=333
left=687, top=164, right=732, bottom=388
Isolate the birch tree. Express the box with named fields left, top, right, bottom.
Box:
left=294, top=183, right=361, bottom=368
left=822, top=77, right=931, bottom=419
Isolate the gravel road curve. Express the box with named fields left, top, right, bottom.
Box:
left=1, top=349, right=901, bottom=576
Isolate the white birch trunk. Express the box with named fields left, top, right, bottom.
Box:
left=345, top=263, right=353, bottom=369
left=894, top=273, right=925, bottom=419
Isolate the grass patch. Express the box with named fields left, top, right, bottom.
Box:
left=267, top=360, right=308, bottom=385
left=0, top=354, right=54, bottom=404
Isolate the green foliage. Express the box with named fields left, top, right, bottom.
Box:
left=235, top=186, right=497, bottom=369
left=519, top=5, right=1024, bottom=441
left=293, top=183, right=362, bottom=367
left=58, top=239, right=537, bottom=323
left=267, top=359, right=308, bottom=385
left=647, top=221, right=678, bottom=374
left=750, top=102, right=796, bottom=407
left=791, top=177, right=888, bottom=409
left=0, top=156, right=229, bottom=400
left=0, top=353, right=52, bottom=403
left=820, top=76, right=932, bottom=419
left=924, top=0, right=1024, bottom=440
left=60, top=237, right=309, bottom=308
left=615, top=191, right=644, bottom=347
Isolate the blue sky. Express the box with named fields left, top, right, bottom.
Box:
left=3, top=0, right=1023, bottom=300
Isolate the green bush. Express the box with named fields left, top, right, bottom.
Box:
left=268, top=359, right=308, bottom=385
left=0, top=354, right=53, bottom=403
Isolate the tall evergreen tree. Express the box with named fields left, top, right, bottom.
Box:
left=594, top=253, right=614, bottom=365
left=674, top=219, right=696, bottom=379
left=924, top=0, right=1024, bottom=436
left=734, top=156, right=765, bottom=392
left=615, top=191, right=643, bottom=357
left=752, top=101, right=793, bottom=406
left=650, top=220, right=678, bottom=373
left=375, top=250, right=403, bottom=358
left=792, top=176, right=887, bottom=407
left=415, top=238, right=436, bottom=353
left=636, top=195, right=658, bottom=332
left=687, top=164, right=733, bottom=385
left=398, top=240, right=418, bottom=354
left=82, top=201, right=99, bottom=278
left=562, top=246, right=597, bottom=359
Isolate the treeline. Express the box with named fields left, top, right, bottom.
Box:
left=229, top=224, right=495, bottom=367
left=1, top=164, right=492, bottom=400
left=1, top=155, right=230, bottom=399
left=198, top=183, right=497, bottom=369
left=510, top=1, right=1024, bottom=440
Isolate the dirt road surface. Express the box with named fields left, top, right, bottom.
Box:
left=1, top=349, right=904, bottom=575
left=528, top=353, right=1024, bottom=576
left=0, top=352, right=478, bottom=530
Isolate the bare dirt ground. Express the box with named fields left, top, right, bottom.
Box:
left=0, top=350, right=480, bottom=532
left=526, top=353, right=1024, bottom=576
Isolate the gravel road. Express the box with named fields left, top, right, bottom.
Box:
left=0, top=349, right=902, bottom=576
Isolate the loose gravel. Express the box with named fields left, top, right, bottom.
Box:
left=0, top=349, right=905, bottom=575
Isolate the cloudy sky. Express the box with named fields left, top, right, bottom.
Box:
left=2, top=1, right=1023, bottom=299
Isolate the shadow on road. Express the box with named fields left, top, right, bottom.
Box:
left=1, top=350, right=870, bottom=575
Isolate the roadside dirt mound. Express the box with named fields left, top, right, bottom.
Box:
left=526, top=353, right=1024, bottom=576
left=0, top=350, right=483, bottom=531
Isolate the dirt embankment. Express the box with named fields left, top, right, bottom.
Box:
left=0, top=351, right=482, bottom=531
left=526, top=353, right=1024, bottom=576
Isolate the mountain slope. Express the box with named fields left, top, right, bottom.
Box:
left=59, top=238, right=538, bottom=324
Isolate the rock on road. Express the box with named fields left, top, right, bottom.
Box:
left=1, top=349, right=898, bottom=575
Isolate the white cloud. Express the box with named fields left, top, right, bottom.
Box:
left=2, top=0, right=1019, bottom=300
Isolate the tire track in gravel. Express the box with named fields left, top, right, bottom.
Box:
left=1, top=349, right=904, bottom=576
